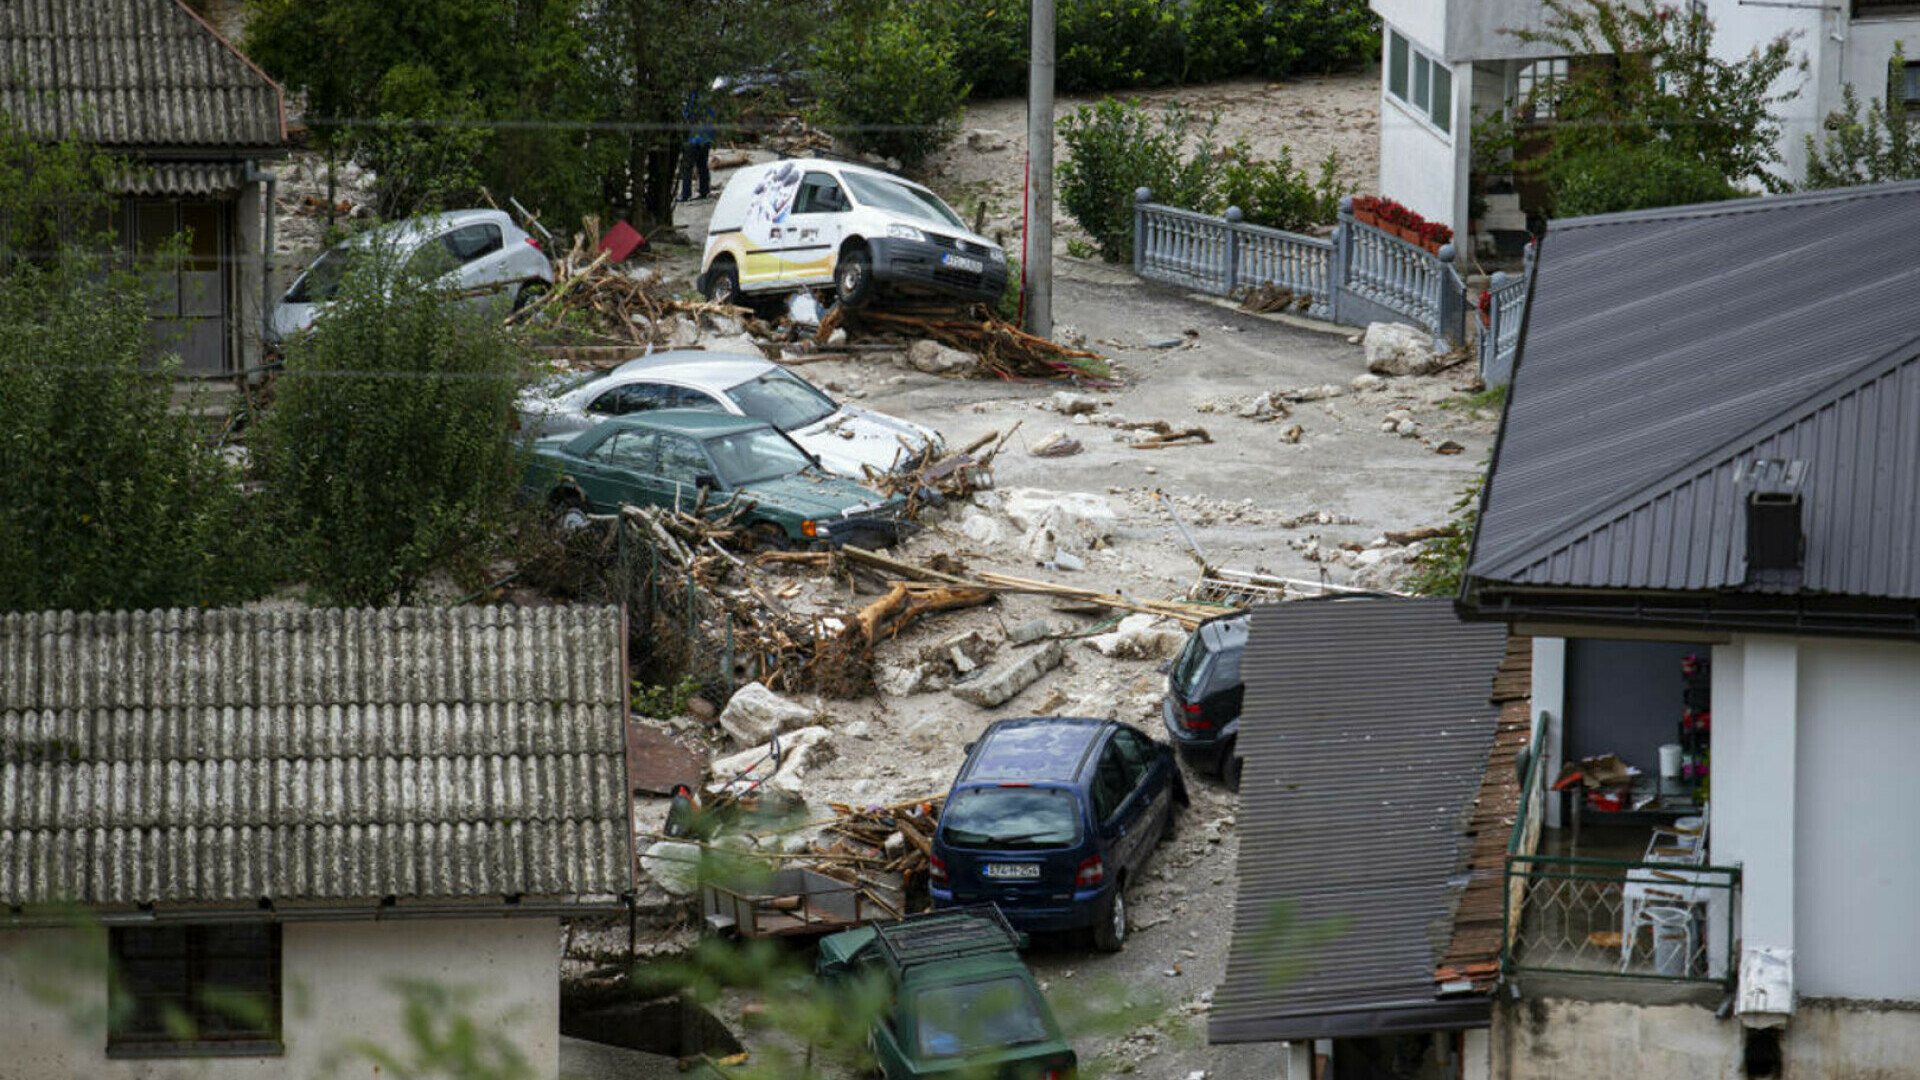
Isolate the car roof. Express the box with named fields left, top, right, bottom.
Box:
left=345, top=208, right=516, bottom=249
left=606, top=350, right=775, bottom=390
left=588, top=409, right=771, bottom=438
left=962, top=717, right=1111, bottom=784
left=1196, top=612, right=1250, bottom=652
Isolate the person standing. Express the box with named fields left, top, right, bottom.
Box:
left=679, top=89, right=716, bottom=202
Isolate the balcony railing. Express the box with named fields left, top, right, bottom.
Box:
left=1501, top=723, right=1740, bottom=987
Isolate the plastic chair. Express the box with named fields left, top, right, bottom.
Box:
left=1644, top=801, right=1709, bottom=863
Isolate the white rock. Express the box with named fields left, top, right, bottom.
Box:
left=907, top=339, right=975, bottom=374
left=664, top=314, right=700, bottom=348
left=953, top=640, right=1066, bottom=708
left=960, top=508, right=1008, bottom=546
left=701, top=332, right=764, bottom=357
left=966, top=128, right=1010, bottom=152
left=1351, top=373, right=1387, bottom=392
left=1085, top=613, right=1186, bottom=660
left=641, top=841, right=703, bottom=897
left=703, top=312, right=746, bottom=337
left=1050, top=391, right=1100, bottom=415
left=1363, top=322, right=1446, bottom=376
left=718, top=681, right=816, bottom=746
left=710, top=725, right=836, bottom=796
left=1056, top=324, right=1088, bottom=348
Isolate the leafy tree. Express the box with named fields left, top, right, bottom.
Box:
left=1804, top=42, right=1920, bottom=189
left=1503, top=0, right=1799, bottom=215
left=1057, top=0, right=1183, bottom=93
left=0, top=116, right=267, bottom=614
left=811, top=3, right=967, bottom=167
left=251, top=244, right=532, bottom=606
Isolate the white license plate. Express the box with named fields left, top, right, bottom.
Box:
left=940, top=253, right=984, bottom=274
left=983, top=863, right=1041, bottom=880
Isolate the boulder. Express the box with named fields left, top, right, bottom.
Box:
left=1084, top=613, right=1186, bottom=660
left=1002, top=489, right=1118, bottom=562
left=907, top=339, right=975, bottom=374
left=702, top=311, right=746, bottom=337
left=1363, top=322, right=1445, bottom=376
left=710, top=725, right=836, bottom=796
left=663, top=314, right=700, bottom=348
left=1005, top=619, right=1054, bottom=646
left=1030, top=431, right=1083, bottom=457
left=718, top=681, right=815, bottom=746
left=640, top=840, right=703, bottom=897
left=1350, top=373, right=1388, bottom=393
left=954, top=640, right=1066, bottom=708
left=879, top=660, right=944, bottom=697
left=959, top=508, right=1009, bottom=546
left=1050, top=391, right=1100, bottom=415
left=702, top=332, right=764, bottom=358
left=966, top=128, right=1010, bottom=152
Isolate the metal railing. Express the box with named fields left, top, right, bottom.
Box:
left=1132, top=191, right=1466, bottom=347
left=1477, top=244, right=1534, bottom=386
left=1501, top=718, right=1741, bottom=988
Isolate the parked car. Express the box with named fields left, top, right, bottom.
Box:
left=697, top=158, right=1009, bottom=310
left=516, top=351, right=944, bottom=479
left=816, top=905, right=1077, bottom=1080
left=269, top=209, right=552, bottom=344
left=929, top=718, right=1185, bottom=951
left=1161, top=612, right=1249, bottom=789
left=521, top=410, right=908, bottom=547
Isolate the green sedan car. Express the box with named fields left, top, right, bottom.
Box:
left=523, top=410, right=910, bottom=546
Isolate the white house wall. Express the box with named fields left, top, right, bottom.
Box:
left=0, top=916, right=561, bottom=1079
left=1792, top=636, right=1920, bottom=1001
left=1371, top=0, right=1558, bottom=63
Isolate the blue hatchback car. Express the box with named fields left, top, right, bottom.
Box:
left=929, top=717, right=1186, bottom=951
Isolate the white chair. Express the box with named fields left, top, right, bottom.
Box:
left=1644, top=801, right=1709, bottom=863
left=1620, top=868, right=1704, bottom=971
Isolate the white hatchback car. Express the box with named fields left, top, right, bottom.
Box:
left=517, top=352, right=944, bottom=479
left=697, top=158, right=1008, bottom=309
left=269, top=208, right=553, bottom=344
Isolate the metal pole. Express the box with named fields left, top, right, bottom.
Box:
left=1024, top=0, right=1055, bottom=339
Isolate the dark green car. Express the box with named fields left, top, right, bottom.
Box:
left=523, top=410, right=909, bottom=546
left=816, top=906, right=1077, bottom=1080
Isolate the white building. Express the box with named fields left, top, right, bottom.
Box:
left=1457, top=182, right=1920, bottom=1076
left=0, top=606, right=633, bottom=1078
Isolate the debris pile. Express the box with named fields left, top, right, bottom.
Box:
left=818, top=307, right=1117, bottom=384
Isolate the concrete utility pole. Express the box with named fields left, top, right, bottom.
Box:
left=1024, top=0, right=1055, bottom=339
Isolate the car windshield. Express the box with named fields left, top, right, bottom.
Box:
left=939, top=787, right=1080, bottom=850
left=725, top=369, right=837, bottom=431
left=284, top=246, right=362, bottom=303
left=840, top=172, right=966, bottom=231
left=914, top=976, right=1050, bottom=1059
left=544, top=368, right=612, bottom=396
left=702, top=427, right=813, bottom=486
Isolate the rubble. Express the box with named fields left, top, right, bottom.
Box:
left=1363, top=322, right=1448, bottom=377
left=719, top=682, right=817, bottom=746
left=1085, top=614, right=1186, bottom=660
left=906, top=339, right=976, bottom=374
left=1030, top=431, right=1084, bottom=457
left=819, top=307, right=1116, bottom=383
left=712, top=725, right=837, bottom=796
left=954, top=639, right=1067, bottom=707
left=640, top=840, right=703, bottom=897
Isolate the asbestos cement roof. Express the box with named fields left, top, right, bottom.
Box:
left=1467, top=182, right=1920, bottom=610
left=1210, top=598, right=1510, bottom=1043
left=0, top=0, right=284, bottom=149
left=0, top=607, right=631, bottom=909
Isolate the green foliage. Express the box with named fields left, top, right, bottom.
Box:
left=995, top=254, right=1024, bottom=323
left=1804, top=43, right=1920, bottom=189
left=1264, top=0, right=1381, bottom=77
left=812, top=4, right=967, bottom=167
left=1216, top=143, right=1353, bottom=232
left=1502, top=0, right=1799, bottom=216
left=0, top=115, right=119, bottom=263
left=934, top=1, right=1028, bottom=99
left=1180, top=0, right=1268, bottom=84
left=1057, top=100, right=1218, bottom=262
left=252, top=244, right=532, bottom=606
left=1404, top=469, right=1486, bottom=598
left=1058, top=0, right=1183, bottom=92
left=353, top=64, right=492, bottom=219
left=632, top=675, right=703, bottom=719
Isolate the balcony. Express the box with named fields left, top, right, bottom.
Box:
left=1500, top=728, right=1740, bottom=989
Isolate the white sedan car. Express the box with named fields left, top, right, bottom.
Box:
left=517, top=352, right=943, bottom=479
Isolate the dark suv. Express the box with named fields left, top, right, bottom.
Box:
left=929, top=718, right=1185, bottom=951
left=816, top=906, right=1077, bottom=1080
left=1162, top=612, right=1248, bottom=789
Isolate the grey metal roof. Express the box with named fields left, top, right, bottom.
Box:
left=112, top=161, right=247, bottom=196
left=1210, top=598, right=1509, bottom=1044
left=1468, top=182, right=1920, bottom=606
left=0, top=606, right=632, bottom=909
left=0, top=0, right=284, bottom=149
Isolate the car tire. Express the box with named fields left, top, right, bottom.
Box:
left=704, top=258, right=741, bottom=305
left=513, top=281, right=550, bottom=312
left=1223, top=749, right=1243, bottom=793
left=1092, top=876, right=1128, bottom=952
left=748, top=521, right=790, bottom=551
left=835, top=246, right=875, bottom=309
left=1172, top=764, right=1191, bottom=808
left=549, top=490, right=590, bottom=532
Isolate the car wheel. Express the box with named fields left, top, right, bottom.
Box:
left=748, top=521, right=789, bottom=551
left=513, top=281, right=550, bottom=312
left=835, top=246, right=875, bottom=309
left=550, top=490, right=590, bottom=532
left=1172, top=764, right=1191, bottom=808
left=1223, top=749, right=1243, bottom=793
left=1092, top=877, right=1128, bottom=952
left=704, top=258, right=741, bottom=305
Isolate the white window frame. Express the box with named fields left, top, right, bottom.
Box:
left=1514, top=57, right=1570, bottom=122
left=1386, top=30, right=1453, bottom=135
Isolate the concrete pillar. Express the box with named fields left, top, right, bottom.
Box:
left=1531, top=638, right=1567, bottom=829
left=1282, top=1039, right=1313, bottom=1079
left=1722, top=636, right=1798, bottom=1011
left=1463, top=1027, right=1491, bottom=1080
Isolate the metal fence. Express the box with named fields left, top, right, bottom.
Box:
left=1132, top=191, right=1465, bottom=347
left=1501, top=720, right=1740, bottom=987
left=1477, top=244, right=1534, bottom=386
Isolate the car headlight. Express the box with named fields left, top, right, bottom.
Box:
left=988, top=247, right=1007, bottom=263
left=888, top=224, right=927, bottom=243
left=802, top=520, right=825, bottom=538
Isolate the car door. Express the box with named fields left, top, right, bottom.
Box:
left=779, top=171, right=849, bottom=286
left=1091, top=739, right=1146, bottom=878
left=1111, top=727, right=1172, bottom=863
left=652, top=432, right=721, bottom=512
left=442, top=221, right=509, bottom=298
left=571, top=427, right=659, bottom=511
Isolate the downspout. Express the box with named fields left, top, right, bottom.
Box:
left=243, top=160, right=278, bottom=362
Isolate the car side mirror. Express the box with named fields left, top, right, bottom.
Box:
left=1156, top=660, right=1172, bottom=675
left=963, top=741, right=976, bottom=754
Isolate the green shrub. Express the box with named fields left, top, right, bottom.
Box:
left=1264, top=0, right=1380, bottom=76
left=253, top=244, right=533, bottom=606
left=1216, top=143, right=1352, bottom=232
left=1057, top=99, right=1218, bottom=262
left=1181, top=0, right=1268, bottom=83
left=937, top=2, right=1028, bottom=99
left=1803, top=44, right=1920, bottom=189
left=1550, top=142, right=1738, bottom=217
left=1058, top=0, right=1183, bottom=92
left=812, top=6, right=967, bottom=167
left=995, top=254, right=1024, bottom=323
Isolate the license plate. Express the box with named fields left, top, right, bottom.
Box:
left=940, top=252, right=984, bottom=274
left=983, top=863, right=1041, bottom=880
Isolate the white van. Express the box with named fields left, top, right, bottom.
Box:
left=697, top=159, right=1009, bottom=309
